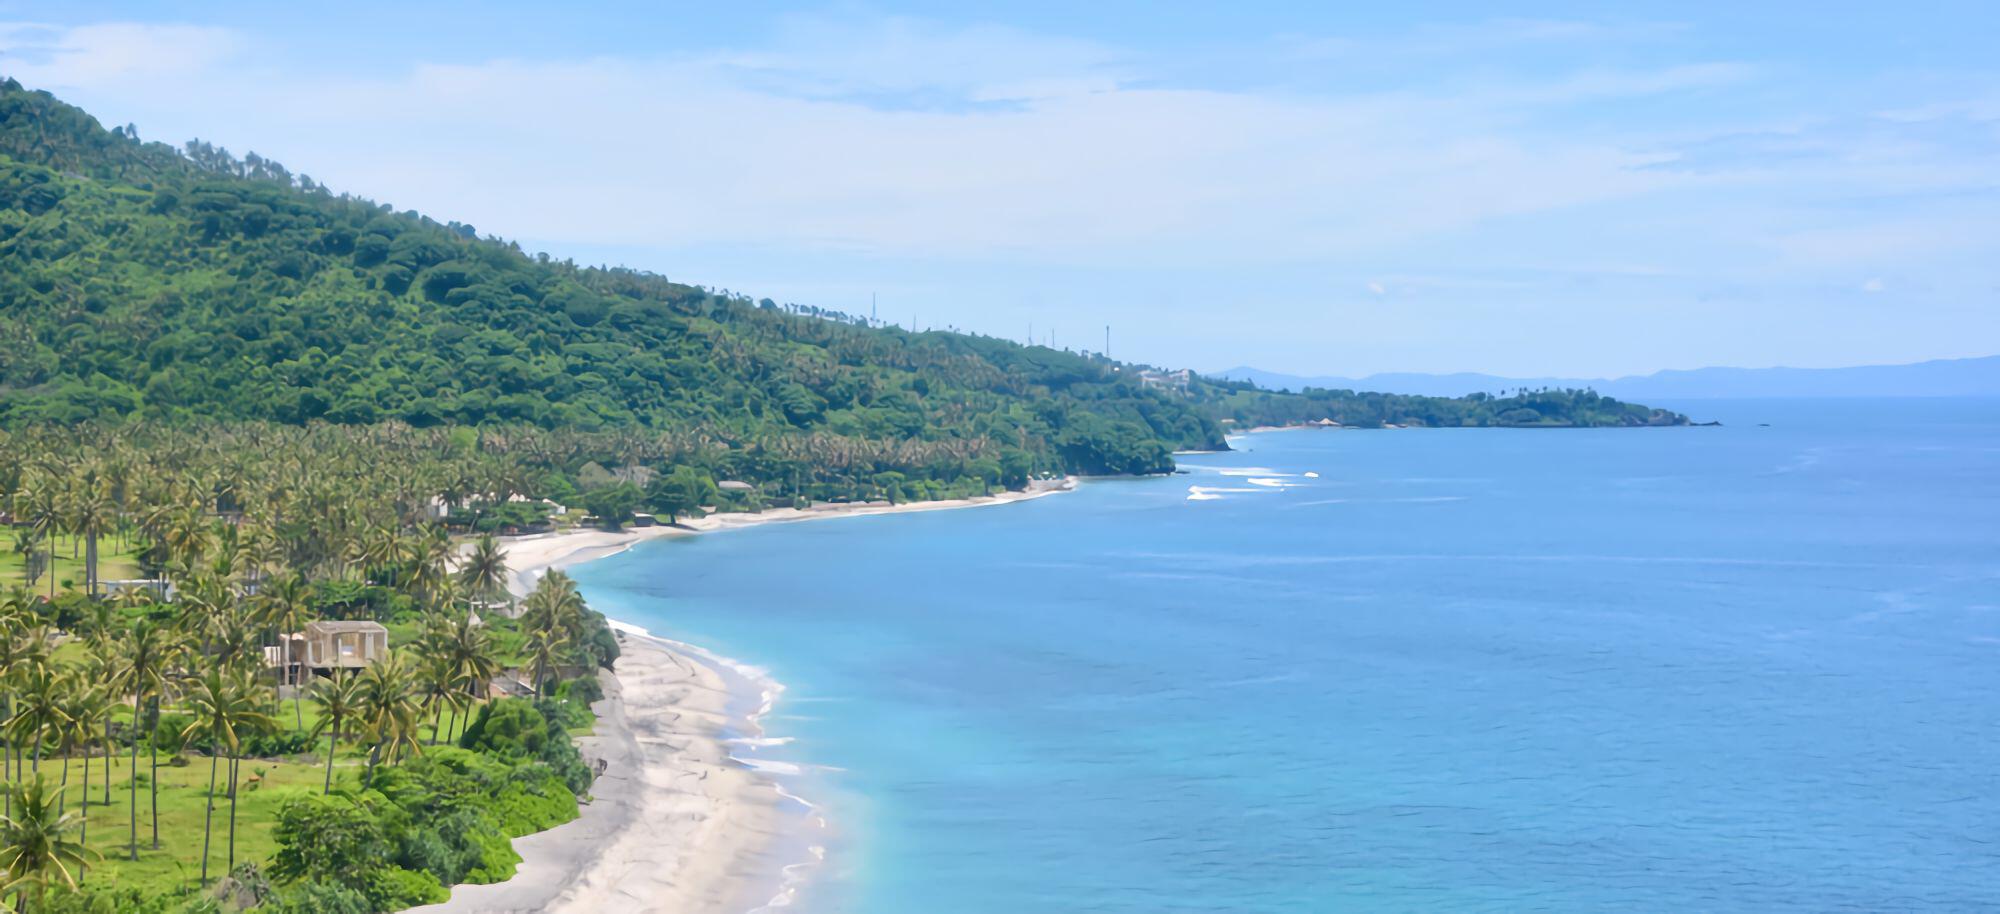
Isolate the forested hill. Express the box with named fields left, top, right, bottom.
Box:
left=0, top=80, right=1683, bottom=484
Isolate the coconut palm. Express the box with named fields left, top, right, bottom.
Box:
left=65, top=471, right=116, bottom=596
left=458, top=533, right=510, bottom=609
left=522, top=571, right=585, bottom=693
left=306, top=671, right=362, bottom=795
left=21, top=482, right=63, bottom=600
left=407, top=526, right=455, bottom=606
left=416, top=651, right=460, bottom=747
left=205, top=605, right=263, bottom=676
left=114, top=620, right=174, bottom=856
left=258, top=574, right=315, bottom=729
left=523, top=625, right=568, bottom=698
left=178, top=670, right=275, bottom=886
left=0, top=777, right=99, bottom=913
left=440, top=611, right=499, bottom=742
left=61, top=683, right=111, bottom=854
left=354, top=651, right=424, bottom=785
left=7, top=661, right=64, bottom=778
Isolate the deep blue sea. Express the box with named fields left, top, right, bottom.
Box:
left=573, top=398, right=2000, bottom=912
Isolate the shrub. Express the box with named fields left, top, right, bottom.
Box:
left=269, top=795, right=391, bottom=883
left=458, top=698, right=549, bottom=759
left=242, top=729, right=316, bottom=757
left=151, top=712, right=194, bottom=753
left=268, top=881, right=370, bottom=914
left=563, top=674, right=604, bottom=705
left=362, top=866, right=448, bottom=910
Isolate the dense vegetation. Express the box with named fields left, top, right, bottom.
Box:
left=1202, top=383, right=1686, bottom=429
left=0, top=424, right=619, bottom=912
left=0, top=79, right=1681, bottom=502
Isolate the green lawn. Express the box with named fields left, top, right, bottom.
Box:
left=47, top=699, right=506, bottom=898
left=0, top=532, right=146, bottom=595
left=63, top=751, right=344, bottom=895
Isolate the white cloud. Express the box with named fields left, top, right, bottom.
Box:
left=1861, top=277, right=1886, bottom=293
left=0, top=21, right=241, bottom=89
left=6, top=13, right=1995, bottom=379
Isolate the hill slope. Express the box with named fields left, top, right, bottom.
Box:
left=0, top=79, right=1684, bottom=484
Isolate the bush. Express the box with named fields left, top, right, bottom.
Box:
left=458, top=698, right=549, bottom=759
left=268, top=881, right=369, bottom=914
left=270, top=795, right=391, bottom=883
left=152, top=713, right=194, bottom=753
left=361, top=866, right=448, bottom=910
left=563, top=674, right=604, bottom=705
left=532, top=701, right=595, bottom=795
left=242, top=729, right=316, bottom=757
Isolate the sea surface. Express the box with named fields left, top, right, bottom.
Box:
left=573, top=398, right=2000, bottom=912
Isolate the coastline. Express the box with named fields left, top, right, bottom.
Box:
left=417, top=478, right=1075, bottom=913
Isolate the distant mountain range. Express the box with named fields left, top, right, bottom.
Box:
left=1214, top=355, right=2000, bottom=399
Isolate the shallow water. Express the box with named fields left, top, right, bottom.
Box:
left=574, top=398, right=2000, bottom=912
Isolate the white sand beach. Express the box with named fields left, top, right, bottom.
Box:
left=414, top=479, right=1073, bottom=913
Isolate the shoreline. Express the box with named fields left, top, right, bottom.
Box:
left=417, top=478, right=1075, bottom=913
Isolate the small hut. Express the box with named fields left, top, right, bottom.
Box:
left=302, top=620, right=389, bottom=670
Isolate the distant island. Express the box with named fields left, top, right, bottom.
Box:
left=1216, top=354, right=2000, bottom=400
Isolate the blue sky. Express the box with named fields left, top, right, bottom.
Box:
left=3, top=2, right=1996, bottom=377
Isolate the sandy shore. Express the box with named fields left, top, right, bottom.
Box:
left=414, top=479, right=1074, bottom=913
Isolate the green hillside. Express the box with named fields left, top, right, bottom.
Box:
left=0, top=79, right=1684, bottom=486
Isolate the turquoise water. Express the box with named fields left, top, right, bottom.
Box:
left=573, top=399, right=2000, bottom=912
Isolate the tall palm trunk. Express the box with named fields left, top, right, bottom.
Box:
left=200, top=751, right=219, bottom=885
left=321, top=715, right=339, bottom=794
left=80, top=733, right=92, bottom=851
left=102, top=717, right=112, bottom=806
left=129, top=698, right=142, bottom=860
left=3, top=696, right=11, bottom=820
left=85, top=529, right=99, bottom=595
left=148, top=697, right=161, bottom=849
left=226, top=754, right=241, bottom=875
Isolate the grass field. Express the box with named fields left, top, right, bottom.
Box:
left=0, top=531, right=146, bottom=595
left=57, top=750, right=352, bottom=895
left=28, top=700, right=508, bottom=898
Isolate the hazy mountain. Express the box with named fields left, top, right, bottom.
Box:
left=1215, top=356, right=2000, bottom=399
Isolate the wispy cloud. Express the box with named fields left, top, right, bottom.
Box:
left=2, top=11, right=1993, bottom=375
left=0, top=21, right=241, bottom=87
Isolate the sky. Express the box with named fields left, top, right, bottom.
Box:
left=1, top=2, right=1996, bottom=377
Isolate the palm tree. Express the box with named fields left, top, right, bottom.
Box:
left=0, top=777, right=99, bottom=913
left=407, top=526, right=455, bottom=606
left=306, top=672, right=362, bottom=795
left=440, top=612, right=499, bottom=742
left=66, top=472, right=116, bottom=597
left=7, top=661, right=64, bottom=778
left=61, top=683, right=111, bottom=861
left=521, top=571, right=585, bottom=694
left=206, top=605, right=263, bottom=677
left=354, top=651, right=423, bottom=785
left=0, top=618, right=30, bottom=819
left=114, top=620, right=173, bottom=856
left=178, top=670, right=274, bottom=886
left=259, top=575, right=315, bottom=730
left=21, top=482, right=63, bottom=600
left=458, top=533, right=510, bottom=610
left=523, top=625, right=569, bottom=698
left=417, top=651, right=459, bottom=747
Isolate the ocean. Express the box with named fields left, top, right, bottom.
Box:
left=571, top=398, right=2000, bottom=912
